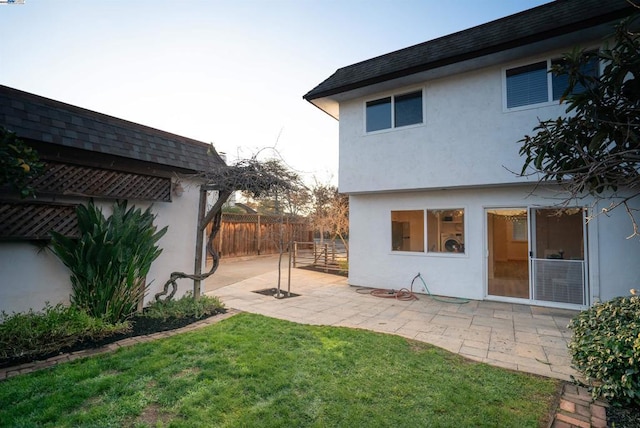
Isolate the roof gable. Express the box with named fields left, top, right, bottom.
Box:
left=304, top=0, right=635, bottom=106
left=0, top=85, right=224, bottom=173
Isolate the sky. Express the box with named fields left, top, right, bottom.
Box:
left=0, top=0, right=551, bottom=186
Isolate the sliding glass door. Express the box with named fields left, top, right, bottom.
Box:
left=486, top=207, right=587, bottom=306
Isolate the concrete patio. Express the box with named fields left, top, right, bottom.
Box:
left=205, top=257, right=579, bottom=381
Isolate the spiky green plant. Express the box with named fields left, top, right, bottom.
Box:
left=50, top=201, right=167, bottom=323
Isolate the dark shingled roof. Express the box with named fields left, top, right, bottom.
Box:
left=0, top=85, right=224, bottom=173
left=304, top=0, right=635, bottom=101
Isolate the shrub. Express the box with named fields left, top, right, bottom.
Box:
left=50, top=200, right=167, bottom=323
left=337, top=258, right=349, bottom=274
left=0, top=126, right=43, bottom=198
left=0, top=303, right=130, bottom=361
left=568, top=295, right=640, bottom=407
left=142, top=294, right=224, bottom=321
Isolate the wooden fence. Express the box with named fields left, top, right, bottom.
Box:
left=208, top=213, right=312, bottom=258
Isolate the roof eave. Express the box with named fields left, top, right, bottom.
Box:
left=304, top=2, right=635, bottom=107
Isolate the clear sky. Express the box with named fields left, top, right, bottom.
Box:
left=1, top=0, right=551, bottom=186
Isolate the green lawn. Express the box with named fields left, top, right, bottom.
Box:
left=0, top=313, right=560, bottom=427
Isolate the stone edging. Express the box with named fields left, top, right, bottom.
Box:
left=0, top=309, right=241, bottom=381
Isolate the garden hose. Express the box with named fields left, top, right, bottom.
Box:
left=411, top=273, right=470, bottom=304
left=356, top=273, right=469, bottom=304
left=355, top=287, right=418, bottom=301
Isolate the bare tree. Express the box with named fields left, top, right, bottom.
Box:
left=241, top=158, right=309, bottom=216
left=155, top=156, right=296, bottom=301
left=309, top=182, right=349, bottom=252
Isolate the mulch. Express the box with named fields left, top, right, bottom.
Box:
left=0, top=309, right=227, bottom=369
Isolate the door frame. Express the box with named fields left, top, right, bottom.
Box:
left=484, top=206, right=589, bottom=309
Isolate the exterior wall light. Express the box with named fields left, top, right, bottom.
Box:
left=173, top=181, right=184, bottom=197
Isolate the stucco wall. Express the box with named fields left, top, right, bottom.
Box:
left=347, top=186, right=640, bottom=305
left=0, top=178, right=209, bottom=314
left=593, top=196, right=640, bottom=301
left=338, top=52, right=577, bottom=194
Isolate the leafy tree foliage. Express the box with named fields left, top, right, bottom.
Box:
left=519, top=15, right=640, bottom=236
left=0, top=127, right=43, bottom=197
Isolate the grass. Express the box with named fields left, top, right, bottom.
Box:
left=0, top=313, right=560, bottom=427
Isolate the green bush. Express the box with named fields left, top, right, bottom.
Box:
left=0, top=303, right=130, bottom=361
left=0, top=126, right=43, bottom=198
left=337, top=258, right=349, bottom=274
left=50, top=200, right=167, bottom=323
left=568, top=295, right=640, bottom=407
left=143, top=294, right=224, bottom=321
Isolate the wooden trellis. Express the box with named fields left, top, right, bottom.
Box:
left=0, top=202, right=79, bottom=240
left=0, top=161, right=173, bottom=240
left=31, top=161, right=171, bottom=202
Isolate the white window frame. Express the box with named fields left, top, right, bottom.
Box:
left=390, top=209, right=425, bottom=253
left=426, top=207, right=467, bottom=257
left=502, top=51, right=601, bottom=112
left=364, top=88, right=425, bottom=134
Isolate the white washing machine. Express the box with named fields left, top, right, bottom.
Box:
left=441, top=233, right=464, bottom=252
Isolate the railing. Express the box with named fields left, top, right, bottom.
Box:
left=293, top=241, right=348, bottom=274
left=531, top=258, right=585, bottom=305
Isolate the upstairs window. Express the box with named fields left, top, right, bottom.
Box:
left=366, top=90, right=423, bottom=132
left=506, top=62, right=548, bottom=108
left=551, top=56, right=599, bottom=101
left=505, top=55, right=599, bottom=109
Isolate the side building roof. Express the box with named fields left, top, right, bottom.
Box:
left=0, top=85, right=224, bottom=174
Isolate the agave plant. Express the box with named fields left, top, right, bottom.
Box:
left=50, top=201, right=167, bottom=323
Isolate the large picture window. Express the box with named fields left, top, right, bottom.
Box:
left=505, top=55, right=599, bottom=109
left=427, top=209, right=465, bottom=253
left=391, top=210, right=424, bottom=252
left=367, top=90, right=423, bottom=132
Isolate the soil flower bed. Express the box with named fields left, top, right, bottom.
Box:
left=0, top=308, right=226, bottom=369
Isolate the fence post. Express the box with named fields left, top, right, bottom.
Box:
left=287, top=240, right=292, bottom=297
left=257, top=214, right=261, bottom=255
left=293, top=242, right=298, bottom=267
left=324, top=243, right=328, bottom=273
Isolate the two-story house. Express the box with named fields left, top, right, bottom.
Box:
left=304, top=0, right=639, bottom=309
